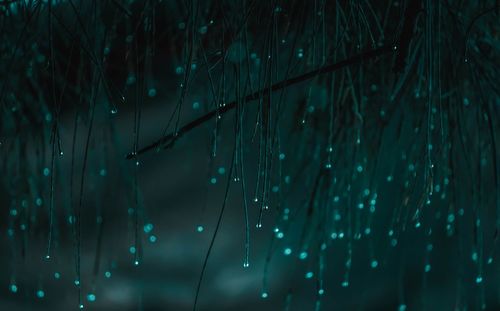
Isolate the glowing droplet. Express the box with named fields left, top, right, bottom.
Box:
left=9, top=284, right=18, bottom=293
left=54, top=272, right=60, bottom=279
left=261, top=292, right=268, bottom=299
left=371, top=260, right=378, bottom=268
left=129, top=246, right=136, bottom=254
left=217, top=167, right=226, bottom=175
left=143, top=223, right=154, bottom=233
left=149, top=235, right=157, bottom=243
left=196, top=225, right=204, bottom=233
left=36, top=290, right=45, bottom=298
left=43, top=168, right=50, bottom=176
left=305, top=271, right=314, bottom=279
left=147, top=88, right=157, bottom=98
left=104, top=271, right=111, bottom=278
left=284, top=248, right=292, bottom=255
left=299, top=251, right=308, bottom=260
left=87, top=293, right=96, bottom=302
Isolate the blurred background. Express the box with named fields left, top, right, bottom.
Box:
left=0, top=0, right=499, bottom=310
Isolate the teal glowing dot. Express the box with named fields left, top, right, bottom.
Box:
left=297, top=48, right=304, bottom=58
left=210, top=177, right=217, bottom=184
left=217, top=167, right=226, bottom=175
left=487, top=257, right=493, bottom=264
left=333, top=196, right=340, bottom=202
left=243, top=261, right=249, bottom=268
left=426, top=244, right=433, bottom=252
left=369, top=205, right=376, bottom=213
left=447, top=214, right=455, bottom=223
left=363, top=189, right=370, bottom=196
left=191, top=63, right=197, bottom=70
left=129, top=246, right=136, bottom=254
left=471, top=252, right=478, bottom=262
left=196, top=225, right=204, bottom=233
left=391, top=239, right=398, bottom=247
left=99, top=169, right=107, bottom=177
left=79, top=304, right=84, bottom=309
left=43, top=167, right=50, bottom=176
left=9, top=284, right=18, bottom=293
left=330, top=232, right=338, bottom=239
left=175, top=66, right=184, bottom=75
left=261, top=292, right=268, bottom=299
left=36, top=290, right=45, bottom=298
left=341, top=281, right=349, bottom=287
left=198, top=26, right=208, bottom=34
left=276, top=232, right=284, bottom=239
left=279, top=153, right=285, bottom=160
left=299, top=252, right=308, bottom=260
left=386, top=175, right=393, bottom=182
left=134, top=260, right=139, bottom=266
left=74, top=280, right=80, bottom=286
left=424, top=264, right=431, bottom=272
left=364, top=228, right=371, bottom=235
left=111, top=108, right=118, bottom=114
left=305, top=272, right=314, bottom=279
left=149, top=235, right=157, bottom=243
left=475, top=276, right=483, bottom=284
left=371, top=260, right=378, bottom=268
left=318, top=289, right=325, bottom=295
left=143, top=223, right=154, bottom=233
left=7, top=229, right=14, bottom=237
left=192, top=102, right=200, bottom=110
left=87, top=294, right=96, bottom=302
left=356, top=165, right=363, bottom=173
left=54, top=272, right=60, bottom=279
left=272, top=186, right=279, bottom=193
left=147, top=88, right=157, bottom=98
left=104, top=271, right=111, bottom=278
left=10, top=209, right=17, bottom=216
left=126, top=75, right=136, bottom=85
left=283, top=248, right=292, bottom=255
left=398, top=305, right=407, bottom=311
left=45, top=113, right=52, bottom=122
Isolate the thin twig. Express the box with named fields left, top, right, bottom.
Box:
left=126, top=45, right=393, bottom=159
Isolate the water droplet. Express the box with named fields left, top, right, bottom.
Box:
left=36, top=290, right=45, bottom=298
left=104, top=271, right=111, bottom=278
left=86, top=293, right=96, bottom=302
left=261, top=292, right=268, bottom=299
left=371, top=260, right=378, bottom=268
left=147, top=88, right=157, bottom=98
left=143, top=223, right=154, bottom=233
left=284, top=248, right=292, bottom=256
left=9, top=284, right=18, bottom=293
left=305, top=271, right=314, bottom=279
left=299, top=252, right=308, bottom=260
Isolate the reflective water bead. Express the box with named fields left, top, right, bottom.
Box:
left=87, top=293, right=96, bottom=302
left=9, top=284, right=18, bottom=293
left=36, top=290, right=45, bottom=298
